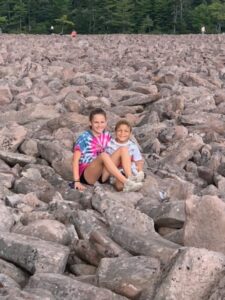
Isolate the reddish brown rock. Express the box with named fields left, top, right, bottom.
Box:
left=184, top=195, right=225, bottom=254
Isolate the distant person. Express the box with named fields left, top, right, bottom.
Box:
left=201, top=26, right=205, bottom=34
left=50, top=25, right=54, bottom=34
left=71, top=30, right=77, bottom=38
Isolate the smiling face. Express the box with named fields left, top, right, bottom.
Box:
left=115, top=124, right=131, bottom=143
left=90, top=114, right=107, bottom=136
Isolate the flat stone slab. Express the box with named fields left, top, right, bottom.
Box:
left=27, top=273, right=129, bottom=300
left=0, top=150, right=36, bottom=166
left=147, top=201, right=185, bottom=229
left=111, top=225, right=179, bottom=265
left=0, top=287, right=54, bottom=300
left=0, top=232, right=69, bottom=274
left=0, top=258, right=28, bottom=287
left=12, top=219, right=71, bottom=245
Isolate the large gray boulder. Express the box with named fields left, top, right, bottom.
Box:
left=0, top=203, right=14, bottom=231
left=0, top=232, right=69, bottom=274
left=27, top=273, right=129, bottom=300
left=153, top=247, right=225, bottom=300
left=183, top=195, right=225, bottom=255
left=96, top=256, right=161, bottom=299
left=12, top=219, right=71, bottom=245
left=0, top=258, right=28, bottom=287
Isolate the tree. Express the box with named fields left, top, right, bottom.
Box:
left=153, top=0, right=174, bottom=33
left=70, top=0, right=98, bottom=33
left=140, top=15, right=153, bottom=32
left=191, top=3, right=212, bottom=33
left=209, top=0, right=225, bottom=32
left=55, top=14, right=74, bottom=34
left=132, top=0, right=152, bottom=33
left=0, top=16, right=7, bottom=31
left=106, top=0, right=135, bottom=33
left=0, top=0, right=223, bottom=35
left=13, top=0, right=27, bottom=32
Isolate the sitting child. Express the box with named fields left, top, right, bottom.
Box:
left=72, top=109, right=143, bottom=192
left=104, top=119, right=145, bottom=190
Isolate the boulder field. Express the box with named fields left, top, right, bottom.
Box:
left=0, top=33, right=225, bottom=299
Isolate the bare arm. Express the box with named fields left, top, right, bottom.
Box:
left=73, top=150, right=86, bottom=191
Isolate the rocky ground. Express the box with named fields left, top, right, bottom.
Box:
left=0, top=33, right=225, bottom=299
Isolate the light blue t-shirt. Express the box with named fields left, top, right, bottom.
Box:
left=105, top=138, right=143, bottom=175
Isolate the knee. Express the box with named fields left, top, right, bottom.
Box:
left=119, top=146, right=129, bottom=155
left=99, top=152, right=110, bottom=160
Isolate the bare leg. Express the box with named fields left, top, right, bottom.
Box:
left=101, top=147, right=132, bottom=182
left=83, top=152, right=127, bottom=185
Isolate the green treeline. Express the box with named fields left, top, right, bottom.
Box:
left=0, top=0, right=225, bottom=34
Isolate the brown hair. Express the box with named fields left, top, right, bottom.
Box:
left=115, top=119, right=132, bottom=132
left=89, top=108, right=107, bottom=129
left=89, top=108, right=107, bottom=122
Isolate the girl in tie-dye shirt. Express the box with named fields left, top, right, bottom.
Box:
left=74, top=129, right=111, bottom=178
left=72, top=108, right=143, bottom=192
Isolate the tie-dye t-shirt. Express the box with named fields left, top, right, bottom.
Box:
left=74, top=130, right=112, bottom=176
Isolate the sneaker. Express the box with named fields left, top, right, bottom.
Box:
left=129, top=171, right=145, bottom=183
left=123, top=179, right=143, bottom=192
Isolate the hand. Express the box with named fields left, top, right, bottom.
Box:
left=74, top=181, right=86, bottom=191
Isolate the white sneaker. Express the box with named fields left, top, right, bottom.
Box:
left=123, top=179, right=143, bottom=192
left=129, top=171, right=145, bottom=183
